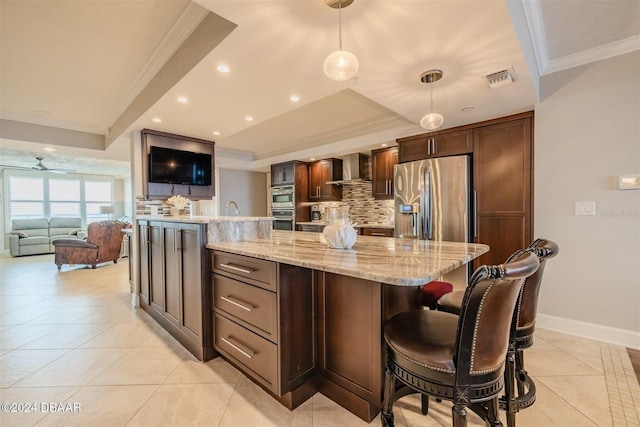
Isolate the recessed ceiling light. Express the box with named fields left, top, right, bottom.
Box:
left=245, top=116, right=254, bottom=122
left=43, top=147, right=56, bottom=152
left=212, top=131, right=220, bottom=136
left=290, top=95, right=300, bottom=102
left=310, top=157, right=316, bottom=161
left=461, top=106, right=474, bottom=111
left=381, top=143, right=388, bottom=147
left=217, top=65, right=230, bottom=73
left=177, top=96, right=188, bottom=103
left=152, top=117, right=162, bottom=123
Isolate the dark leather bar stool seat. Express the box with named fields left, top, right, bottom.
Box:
left=419, top=280, right=453, bottom=309
left=382, top=251, right=540, bottom=427
left=436, top=238, right=559, bottom=427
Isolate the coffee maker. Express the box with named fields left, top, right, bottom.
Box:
left=311, top=204, right=322, bottom=222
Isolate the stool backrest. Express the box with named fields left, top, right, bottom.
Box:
left=514, top=238, right=559, bottom=335
left=454, top=252, right=539, bottom=383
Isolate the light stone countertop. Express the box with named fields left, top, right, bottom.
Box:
left=207, top=230, right=489, bottom=286
left=136, top=215, right=273, bottom=224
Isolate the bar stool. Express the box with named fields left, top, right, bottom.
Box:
left=420, top=280, right=453, bottom=309
left=436, top=238, right=559, bottom=426
left=382, top=251, right=540, bottom=427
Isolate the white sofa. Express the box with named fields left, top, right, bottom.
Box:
left=9, top=217, right=86, bottom=256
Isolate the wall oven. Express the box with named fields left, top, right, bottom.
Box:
left=271, top=209, right=295, bottom=231
left=271, top=185, right=295, bottom=209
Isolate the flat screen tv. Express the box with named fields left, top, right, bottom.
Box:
left=149, top=146, right=212, bottom=186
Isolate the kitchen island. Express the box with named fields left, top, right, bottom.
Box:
left=207, top=230, right=488, bottom=421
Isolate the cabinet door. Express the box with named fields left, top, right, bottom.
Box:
left=138, top=221, right=150, bottom=305
left=271, top=164, right=284, bottom=186
left=371, top=147, right=397, bottom=200
left=398, top=130, right=472, bottom=162
left=149, top=222, right=164, bottom=315
left=163, top=224, right=181, bottom=327
left=180, top=224, right=203, bottom=342
left=473, top=118, right=532, bottom=268
left=318, top=161, right=333, bottom=199
left=308, top=162, right=322, bottom=200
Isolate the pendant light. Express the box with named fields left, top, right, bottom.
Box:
left=419, top=69, right=444, bottom=130
left=323, top=0, right=359, bottom=81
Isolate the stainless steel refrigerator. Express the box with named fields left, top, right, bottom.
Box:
left=393, top=156, right=471, bottom=289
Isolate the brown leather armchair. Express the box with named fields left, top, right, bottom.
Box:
left=53, top=220, right=126, bottom=270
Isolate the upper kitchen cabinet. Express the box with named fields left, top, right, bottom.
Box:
left=473, top=113, right=533, bottom=269
left=141, top=129, right=215, bottom=200
left=309, top=158, right=342, bottom=201
left=371, top=146, right=398, bottom=200
left=397, top=129, right=472, bottom=163
left=271, top=161, right=296, bottom=186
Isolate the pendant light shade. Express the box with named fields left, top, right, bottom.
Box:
left=324, top=0, right=358, bottom=81
left=324, top=51, right=359, bottom=82
left=420, top=113, right=444, bottom=130
left=419, top=69, right=444, bottom=130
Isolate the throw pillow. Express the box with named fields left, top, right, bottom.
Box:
left=11, top=231, right=28, bottom=238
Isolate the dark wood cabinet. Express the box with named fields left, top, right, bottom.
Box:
left=397, top=129, right=472, bottom=163
left=141, top=129, right=215, bottom=200
left=137, top=219, right=211, bottom=361
left=361, top=227, right=394, bottom=237
left=271, top=162, right=296, bottom=186
left=309, top=159, right=342, bottom=201
left=211, top=251, right=316, bottom=406
left=473, top=116, right=532, bottom=269
left=371, top=147, right=398, bottom=199
left=138, top=220, right=151, bottom=306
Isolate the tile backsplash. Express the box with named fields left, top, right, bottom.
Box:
left=317, top=181, right=394, bottom=225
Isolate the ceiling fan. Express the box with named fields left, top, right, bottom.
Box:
left=31, top=156, right=76, bottom=174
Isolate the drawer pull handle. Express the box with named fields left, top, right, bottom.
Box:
left=220, top=263, right=253, bottom=274
left=220, top=295, right=254, bottom=312
left=371, top=232, right=386, bottom=236
left=221, top=336, right=255, bottom=359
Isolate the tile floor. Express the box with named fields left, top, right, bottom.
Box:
left=1, top=253, right=638, bottom=426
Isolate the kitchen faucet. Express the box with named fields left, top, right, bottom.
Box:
left=226, top=200, right=240, bottom=216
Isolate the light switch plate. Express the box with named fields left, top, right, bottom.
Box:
left=575, top=201, right=596, bottom=216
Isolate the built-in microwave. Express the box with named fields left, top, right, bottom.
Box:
left=271, top=185, right=294, bottom=209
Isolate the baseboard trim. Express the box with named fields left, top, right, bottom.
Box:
left=537, top=314, right=640, bottom=350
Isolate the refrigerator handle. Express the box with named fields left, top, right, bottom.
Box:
left=473, top=190, right=478, bottom=238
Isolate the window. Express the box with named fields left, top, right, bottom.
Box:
left=4, top=170, right=115, bottom=228
left=85, top=180, right=113, bottom=222
left=8, top=176, right=44, bottom=219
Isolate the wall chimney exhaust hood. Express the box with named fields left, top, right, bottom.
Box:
left=327, top=153, right=371, bottom=185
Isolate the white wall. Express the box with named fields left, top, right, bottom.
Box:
left=218, top=168, right=267, bottom=216
left=534, top=52, right=640, bottom=346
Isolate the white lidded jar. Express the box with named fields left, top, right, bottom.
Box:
left=322, top=206, right=357, bottom=249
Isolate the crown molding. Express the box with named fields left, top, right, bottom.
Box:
left=0, top=113, right=104, bottom=135
left=521, top=0, right=640, bottom=76
left=101, top=2, right=210, bottom=131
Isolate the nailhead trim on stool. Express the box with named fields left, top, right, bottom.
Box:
left=420, top=281, right=453, bottom=309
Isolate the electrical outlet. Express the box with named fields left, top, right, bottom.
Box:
left=575, top=201, right=596, bottom=216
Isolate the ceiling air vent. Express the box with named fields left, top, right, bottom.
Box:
left=482, top=66, right=518, bottom=88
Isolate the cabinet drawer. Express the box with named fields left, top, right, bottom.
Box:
left=212, top=251, right=276, bottom=291
left=214, top=313, right=277, bottom=393
left=213, top=274, right=277, bottom=342
left=362, top=228, right=394, bottom=237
